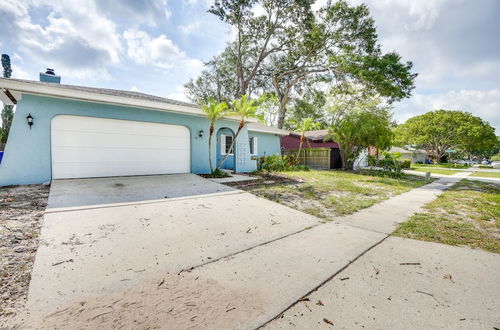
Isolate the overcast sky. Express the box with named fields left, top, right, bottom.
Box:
left=0, top=0, right=498, bottom=132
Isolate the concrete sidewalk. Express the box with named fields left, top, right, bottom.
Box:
left=339, top=178, right=455, bottom=234
left=264, top=236, right=500, bottom=329
left=24, top=178, right=456, bottom=329
left=404, top=170, right=500, bottom=183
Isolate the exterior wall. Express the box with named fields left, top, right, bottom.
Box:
left=281, top=135, right=339, bottom=149
left=0, top=94, right=279, bottom=186
left=248, top=131, right=282, bottom=158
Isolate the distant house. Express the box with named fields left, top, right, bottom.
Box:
left=371, top=146, right=428, bottom=163
left=0, top=71, right=288, bottom=186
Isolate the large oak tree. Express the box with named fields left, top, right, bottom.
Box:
left=186, top=0, right=416, bottom=128
left=394, top=110, right=497, bottom=162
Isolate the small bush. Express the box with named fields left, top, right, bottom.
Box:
left=258, top=154, right=307, bottom=172
left=207, top=168, right=231, bottom=178
left=367, top=154, right=377, bottom=166
left=400, top=158, right=411, bottom=169
left=379, top=152, right=403, bottom=174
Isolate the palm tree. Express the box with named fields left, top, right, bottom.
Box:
left=200, top=99, right=229, bottom=173
left=216, top=94, right=261, bottom=170
left=294, top=118, right=320, bottom=158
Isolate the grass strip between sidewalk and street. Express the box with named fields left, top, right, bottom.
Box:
left=394, top=179, right=500, bottom=253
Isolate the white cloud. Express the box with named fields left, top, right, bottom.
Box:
left=130, top=86, right=140, bottom=92
left=123, top=29, right=204, bottom=76
left=166, top=85, right=191, bottom=102
left=0, top=0, right=122, bottom=80
left=95, top=0, right=171, bottom=27
left=124, top=29, right=184, bottom=68
left=11, top=64, right=32, bottom=80
left=178, top=22, right=201, bottom=35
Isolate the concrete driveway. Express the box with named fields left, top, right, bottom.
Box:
left=28, top=175, right=323, bottom=317
left=47, top=174, right=235, bottom=209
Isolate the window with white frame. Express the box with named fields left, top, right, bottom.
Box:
left=249, top=136, right=258, bottom=155
left=220, top=134, right=234, bottom=155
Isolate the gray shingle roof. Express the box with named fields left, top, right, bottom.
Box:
left=1, top=78, right=199, bottom=109
left=0, top=78, right=287, bottom=135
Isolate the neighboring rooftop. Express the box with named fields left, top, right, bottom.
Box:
left=290, top=129, right=329, bottom=141
left=388, top=147, right=427, bottom=154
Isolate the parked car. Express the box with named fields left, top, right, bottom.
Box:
left=491, top=161, right=500, bottom=169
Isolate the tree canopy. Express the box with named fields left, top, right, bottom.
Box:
left=186, top=0, right=416, bottom=128
left=394, top=110, right=497, bottom=162
left=326, top=90, right=393, bottom=169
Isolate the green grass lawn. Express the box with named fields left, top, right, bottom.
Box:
left=410, top=167, right=458, bottom=175
left=478, top=165, right=493, bottom=169
left=394, top=179, right=500, bottom=253
left=470, top=172, right=500, bottom=179
left=235, top=170, right=430, bottom=219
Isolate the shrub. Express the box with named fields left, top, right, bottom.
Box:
left=258, top=154, right=307, bottom=172
left=367, top=154, right=377, bottom=166
left=207, top=168, right=230, bottom=178
left=400, top=158, right=411, bottom=169
left=379, top=152, right=404, bottom=174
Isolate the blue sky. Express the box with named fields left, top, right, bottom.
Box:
left=1, top=0, right=499, bottom=132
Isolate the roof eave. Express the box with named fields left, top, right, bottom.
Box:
left=0, top=79, right=249, bottom=122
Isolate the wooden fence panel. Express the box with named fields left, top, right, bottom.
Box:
left=283, top=148, right=331, bottom=169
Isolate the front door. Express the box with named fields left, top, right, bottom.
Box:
left=216, top=128, right=235, bottom=170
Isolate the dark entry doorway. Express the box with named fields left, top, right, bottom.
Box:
left=330, top=148, right=342, bottom=169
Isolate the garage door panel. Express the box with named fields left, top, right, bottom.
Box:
left=52, top=148, right=189, bottom=163
left=51, top=116, right=191, bottom=179
left=52, top=133, right=190, bottom=149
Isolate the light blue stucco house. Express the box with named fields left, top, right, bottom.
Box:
left=0, top=73, right=287, bottom=186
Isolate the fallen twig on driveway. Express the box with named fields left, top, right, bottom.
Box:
left=416, top=290, right=440, bottom=304
left=51, top=259, right=74, bottom=266
left=323, top=318, right=334, bottom=326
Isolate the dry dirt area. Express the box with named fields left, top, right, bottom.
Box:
left=0, top=184, right=49, bottom=324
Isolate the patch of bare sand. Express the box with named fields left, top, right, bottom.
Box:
left=0, top=184, right=49, bottom=324
left=15, top=273, right=262, bottom=329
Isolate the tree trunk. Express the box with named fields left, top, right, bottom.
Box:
left=296, top=135, right=305, bottom=159
left=277, top=101, right=287, bottom=129
left=338, top=142, right=347, bottom=170
left=208, top=125, right=214, bottom=173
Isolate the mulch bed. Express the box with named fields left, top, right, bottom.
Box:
left=0, top=184, right=49, bottom=322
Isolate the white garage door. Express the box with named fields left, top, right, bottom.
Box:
left=51, top=115, right=190, bottom=179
